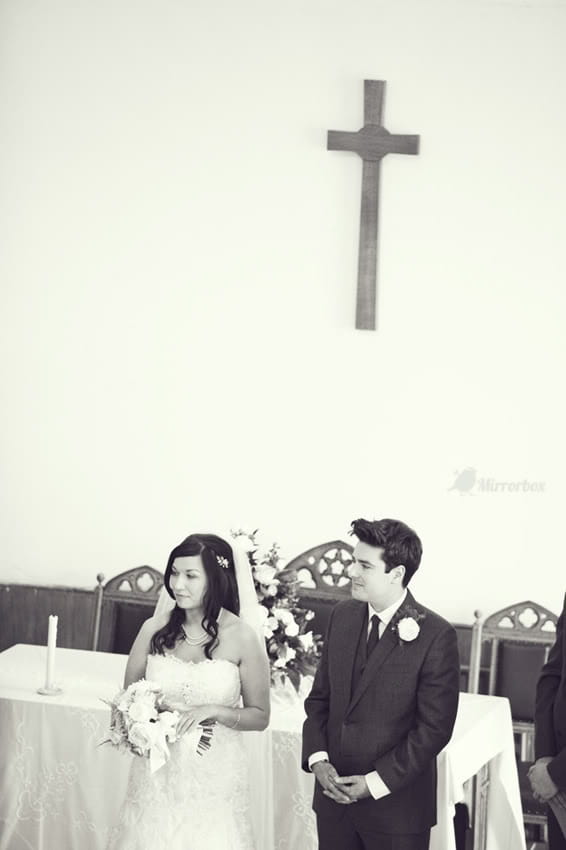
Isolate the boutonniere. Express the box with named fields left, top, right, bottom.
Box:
left=390, top=606, right=426, bottom=645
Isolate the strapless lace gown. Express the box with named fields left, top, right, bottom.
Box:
left=107, top=655, right=255, bottom=850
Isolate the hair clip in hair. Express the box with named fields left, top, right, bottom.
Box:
left=216, top=555, right=229, bottom=570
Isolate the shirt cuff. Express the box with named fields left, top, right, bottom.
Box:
left=308, top=751, right=329, bottom=771
left=365, top=770, right=390, bottom=800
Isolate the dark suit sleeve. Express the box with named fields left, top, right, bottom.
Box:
left=374, top=624, right=460, bottom=793
left=535, top=599, right=566, bottom=788
left=535, top=606, right=563, bottom=761
left=301, top=605, right=337, bottom=772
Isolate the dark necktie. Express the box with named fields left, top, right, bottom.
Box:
left=366, top=613, right=381, bottom=657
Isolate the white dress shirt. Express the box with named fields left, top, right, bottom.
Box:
left=308, top=590, right=407, bottom=801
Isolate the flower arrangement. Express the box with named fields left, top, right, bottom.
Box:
left=101, top=679, right=214, bottom=772
left=231, top=529, right=323, bottom=692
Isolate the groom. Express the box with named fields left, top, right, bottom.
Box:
left=302, top=518, right=460, bottom=850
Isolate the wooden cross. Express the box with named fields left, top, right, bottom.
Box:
left=327, top=80, right=420, bottom=330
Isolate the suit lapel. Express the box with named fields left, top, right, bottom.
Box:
left=346, top=590, right=420, bottom=716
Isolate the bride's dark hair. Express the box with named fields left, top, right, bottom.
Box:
left=151, top=533, right=240, bottom=659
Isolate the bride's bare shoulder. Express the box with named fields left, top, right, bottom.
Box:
left=220, top=611, right=262, bottom=650
left=221, top=610, right=251, bottom=630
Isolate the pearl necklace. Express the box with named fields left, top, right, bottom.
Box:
left=181, top=626, right=209, bottom=646
left=180, top=610, right=223, bottom=647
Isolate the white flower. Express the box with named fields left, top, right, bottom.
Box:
left=284, top=621, right=299, bottom=637
left=128, top=700, right=158, bottom=723
left=397, top=617, right=420, bottom=642
left=232, top=534, right=256, bottom=553
left=255, top=565, right=277, bottom=585
left=128, top=722, right=153, bottom=753
left=266, top=616, right=278, bottom=631
left=273, top=644, right=297, bottom=668
left=266, top=583, right=278, bottom=596
left=276, top=609, right=293, bottom=625
left=127, top=680, right=160, bottom=700
left=299, top=631, right=314, bottom=650
left=158, top=711, right=179, bottom=742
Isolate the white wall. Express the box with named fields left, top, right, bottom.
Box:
left=1, top=0, right=565, bottom=623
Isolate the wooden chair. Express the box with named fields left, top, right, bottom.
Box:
left=92, top=566, right=164, bottom=653
left=469, top=600, right=558, bottom=848
left=285, top=540, right=353, bottom=636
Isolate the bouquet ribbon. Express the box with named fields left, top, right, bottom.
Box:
left=149, top=737, right=171, bottom=774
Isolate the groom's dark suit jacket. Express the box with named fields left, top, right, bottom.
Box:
left=302, top=591, right=460, bottom=835
left=535, top=593, right=566, bottom=789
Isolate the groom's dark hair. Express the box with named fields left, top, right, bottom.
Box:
left=350, top=518, right=423, bottom=586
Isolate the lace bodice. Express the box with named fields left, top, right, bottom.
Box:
left=146, top=655, right=241, bottom=708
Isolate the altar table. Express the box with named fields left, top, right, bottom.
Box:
left=0, top=645, right=526, bottom=850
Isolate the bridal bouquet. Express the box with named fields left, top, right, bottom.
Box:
left=101, top=680, right=215, bottom=772
left=100, top=680, right=179, bottom=773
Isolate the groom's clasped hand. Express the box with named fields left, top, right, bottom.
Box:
left=312, top=761, right=370, bottom=803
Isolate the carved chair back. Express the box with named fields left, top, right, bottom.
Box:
left=468, top=600, right=558, bottom=840
left=285, top=541, right=353, bottom=636
left=92, top=566, right=164, bottom=653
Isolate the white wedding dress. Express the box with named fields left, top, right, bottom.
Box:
left=107, top=654, right=255, bottom=850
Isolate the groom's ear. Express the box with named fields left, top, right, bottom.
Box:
left=392, top=565, right=406, bottom=584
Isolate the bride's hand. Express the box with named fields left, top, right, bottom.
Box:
left=176, top=705, right=217, bottom=737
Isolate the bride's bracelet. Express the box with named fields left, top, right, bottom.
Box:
left=228, top=710, right=241, bottom=729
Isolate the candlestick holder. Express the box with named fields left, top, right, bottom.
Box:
left=37, top=685, right=63, bottom=696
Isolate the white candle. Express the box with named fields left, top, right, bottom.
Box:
left=45, top=615, right=58, bottom=689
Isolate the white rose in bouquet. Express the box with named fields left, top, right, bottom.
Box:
left=158, top=711, right=179, bottom=739
left=129, top=680, right=157, bottom=695
left=128, top=722, right=154, bottom=753
left=128, top=700, right=158, bottom=723
left=117, top=698, right=130, bottom=713
left=284, top=621, right=299, bottom=637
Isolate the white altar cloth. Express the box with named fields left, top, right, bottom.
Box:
left=0, top=644, right=525, bottom=850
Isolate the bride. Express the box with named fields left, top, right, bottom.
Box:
left=107, top=533, right=271, bottom=850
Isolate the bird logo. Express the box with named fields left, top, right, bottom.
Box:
left=448, top=467, right=477, bottom=494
